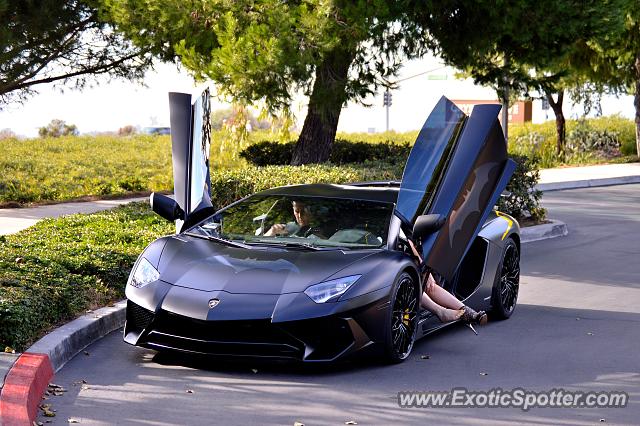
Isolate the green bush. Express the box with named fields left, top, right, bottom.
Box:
left=509, top=115, right=637, bottom=167
left=0, top=203, right=173, bottom=351
left=497, top=155, right=546, bottom=222
left=239, top=139, right=411, bottom=166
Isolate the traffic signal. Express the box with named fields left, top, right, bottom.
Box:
left=383, top=90, right=392, bottom=107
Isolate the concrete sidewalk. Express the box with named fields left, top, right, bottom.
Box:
left=0, top=197, right=147, bottom=236
left=537, top=162, right=640, bottom=191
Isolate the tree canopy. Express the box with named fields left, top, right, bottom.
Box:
left=422, top=0, right=625, bottom=152
left=0, top=0, right=152, bottom=108
left=101, top=0, right=433, bottom=163
left=38, top=118, right=79, bottom=137
left=573, top=0, right=640, bottom=156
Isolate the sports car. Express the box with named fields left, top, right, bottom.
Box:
left=124, top=91, right=521, bottom=363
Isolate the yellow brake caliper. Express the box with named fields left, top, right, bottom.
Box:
left=403, top=308, right=410, bottom=326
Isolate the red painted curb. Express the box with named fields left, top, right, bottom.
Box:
left=0, top=353, right=53, bottom=426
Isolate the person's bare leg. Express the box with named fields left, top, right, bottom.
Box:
left=420, top=292, right=463, bottom=323
left=424, top=273, right=464, bottom=310
left=427, top=284, right=464, bottom=310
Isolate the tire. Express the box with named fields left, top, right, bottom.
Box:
left=383, top=271, right=419, bottom=363
left=490, top=237, right=520, bottom=320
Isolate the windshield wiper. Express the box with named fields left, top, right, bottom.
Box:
left=243, top=240, right=330, bottom=251
left=185, top=232, right=254, bottom=250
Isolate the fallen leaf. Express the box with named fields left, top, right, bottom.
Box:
left=345, top=421, right=358, bottom=425
left=4, top=346, right=15, bottom=353
left=420, top=355, right=430, bottom=360
left=40, top=404, right=56, bottom=417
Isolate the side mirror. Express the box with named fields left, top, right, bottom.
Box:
left=413, top=214, right=446, bottom=241
left=150, top=193, right=184, bottom=222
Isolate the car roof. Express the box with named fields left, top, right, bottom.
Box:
left=255, top=182, right=401, bottom=204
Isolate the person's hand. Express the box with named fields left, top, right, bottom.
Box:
left=264, top=223, right=287, bottom=236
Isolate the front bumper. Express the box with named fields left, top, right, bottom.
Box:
left=124, top=286, right=390, bottom=362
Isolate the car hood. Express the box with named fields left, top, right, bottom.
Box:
left=156, top=235, right=378, bottom=294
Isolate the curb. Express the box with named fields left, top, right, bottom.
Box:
left=521, top=219, right=568, bottom=243
left=28, top=301, right=126, bottom=373
left=0, top=301, right=126, bottom=425
left=0, top=354, right=53, bottom=425
left=536, top=175, right=640, bottom=192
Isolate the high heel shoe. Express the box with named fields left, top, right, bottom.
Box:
left=461, top=306, right=488, bottom=325
left=460, top=306, right=487, bottom=335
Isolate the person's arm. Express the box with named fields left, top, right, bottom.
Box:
left=264, top=223, right=286, bottom=236
left=407, top=238, right=438, bottom=293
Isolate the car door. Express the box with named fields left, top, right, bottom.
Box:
left=397, top=96, right=516, bottom=285
left=168, top=89, right=214, bottom=232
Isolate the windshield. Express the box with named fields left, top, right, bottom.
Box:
left=188, top=195, right=394, bottom=249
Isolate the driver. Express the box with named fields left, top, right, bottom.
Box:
left=264, top=200, right=327, bottom=238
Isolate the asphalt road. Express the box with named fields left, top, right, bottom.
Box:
left=38, top=184, right=640, bottom=425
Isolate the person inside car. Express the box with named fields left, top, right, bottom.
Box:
left=264, top=200, right=329, bottom=238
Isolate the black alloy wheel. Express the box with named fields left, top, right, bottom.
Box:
left=385, top=272, right=419, bottom=363
left=491, top=238, right=520, bottom=319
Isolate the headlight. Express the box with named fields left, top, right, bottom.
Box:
left=129, top=258, right=159, bottom=288
left=304, top=275, right=362, bottom=303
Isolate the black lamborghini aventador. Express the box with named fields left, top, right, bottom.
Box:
left=124, top=91, right=521, bottom=363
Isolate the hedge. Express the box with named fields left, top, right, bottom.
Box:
left=239, top=139, right=411, bottom=166
left=0, top=203, right=173, bottom=351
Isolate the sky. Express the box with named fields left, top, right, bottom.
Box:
left=0, top=55, right=635, bottom=138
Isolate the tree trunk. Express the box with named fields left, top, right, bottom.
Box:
left=545, top=89, right=566, bottom=159
left=634, top=52, right=640, bottom=159
left=291, top=48, right=354, bottom=165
